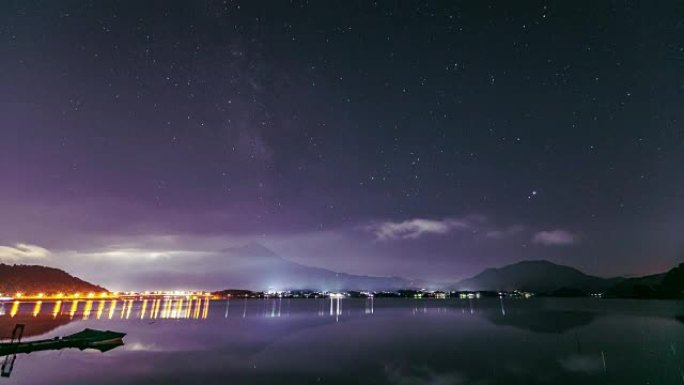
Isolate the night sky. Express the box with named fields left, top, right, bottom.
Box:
left=1, top=1, right=683, bottom=289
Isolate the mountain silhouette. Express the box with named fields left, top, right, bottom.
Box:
left=0, top=263, right=107, bottom=295
left=212, top=242, right=413, bottom=291
left=452, top=260, right=620, bottom=294
left=128, top=242, right=417, bottom=291
left=607, top=262, right=684, bottom=298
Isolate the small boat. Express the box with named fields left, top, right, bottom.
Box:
left=61, top=328, right=126, bottom=347
left=0, top=325, right=126, bottom=356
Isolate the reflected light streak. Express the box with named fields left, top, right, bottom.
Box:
left=108, top=300, right=117, bottom=320
left=202, top=298, right=209, bottom=319
left=10, top=301, right=19, bottom=317
left=32, top=301, right=42, bottom=317
left=184, top=299, right=192, bottom=319
left=152, top=299, right=160, bottom=319
left=161, top=298, right=170, bottom=318
left=125, top=300, right=133, bottom=319
left=83, top=300, right=93, bottom=320
left=69, top=301, right=79, bottom=318
left=193, top=299, right=201, bottom=319
left=52, top=301, right=62, bottom=318
left=96, top=300, right=105, bottom=319
left=171, top=299, right=183, bottom=319
left=365, top=297, right=374, bottom=315
left=335, top=297, right=341, bottom=322
left=140, top=299, right=148, bottom=319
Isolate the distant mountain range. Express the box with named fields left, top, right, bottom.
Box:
left=2, top=245, right=681, bottom=298
left=452, top=260, right=621, bottom=294
left=0, top=263, right=106, bottom=295
left=211, top=242, right=418, bottom=291
left=452, top=260, right=684, bottom=298
left=606, top=263, right=684, bottom=299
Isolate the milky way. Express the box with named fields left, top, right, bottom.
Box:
left=0, top=1, right=682, bottom=289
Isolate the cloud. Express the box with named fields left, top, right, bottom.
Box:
left=67, top=246, right=209, bottom=262
left=369, top=218, right=469, bottom=241
left=485, top=225, right=525, bottom=239
left=532, top=230, right=576, bottom=246
left=0, top=243, right=51, bottom=261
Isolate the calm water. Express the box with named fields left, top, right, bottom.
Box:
left=1, top=298, right=683, bottom=384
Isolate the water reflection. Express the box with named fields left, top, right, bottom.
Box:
left=0, top=298, right=682, bottom=385
left=0, top=312, right=73, bottom=340
left=1, top=297, right=605, bottom=336
left=4, top=297, right=678, bottom=336
left=2, top=296, right=485, bottom=332
left=0, top=324, right=125, bottom=378
left=484, top=308, right=597, bottom=333
left=1, top=298, right=214, bottom=336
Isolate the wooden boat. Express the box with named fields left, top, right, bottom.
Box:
left=0, top=326, right=126, bottom=355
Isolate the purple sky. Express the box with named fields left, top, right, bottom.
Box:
left=1, top=1, right=683, bottom=289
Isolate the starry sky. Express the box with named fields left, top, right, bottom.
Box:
left=1, top=1, right=683, bottom=288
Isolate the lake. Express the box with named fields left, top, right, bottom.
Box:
left=1, top=297, right=683, bottom=384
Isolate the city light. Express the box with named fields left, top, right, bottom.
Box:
left=0, top=290, right=217, bottom=301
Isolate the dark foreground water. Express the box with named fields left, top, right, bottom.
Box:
left=1, top=297, right=683, bottom=385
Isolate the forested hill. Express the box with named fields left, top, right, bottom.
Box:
left=0, top=264, right=106, bottom=295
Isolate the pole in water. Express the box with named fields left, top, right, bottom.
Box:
left=601, top=351, right=607, bottom=372
left=1, top=324, right=24, bottom=378
left=10, top=324, right=25, bottom=344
